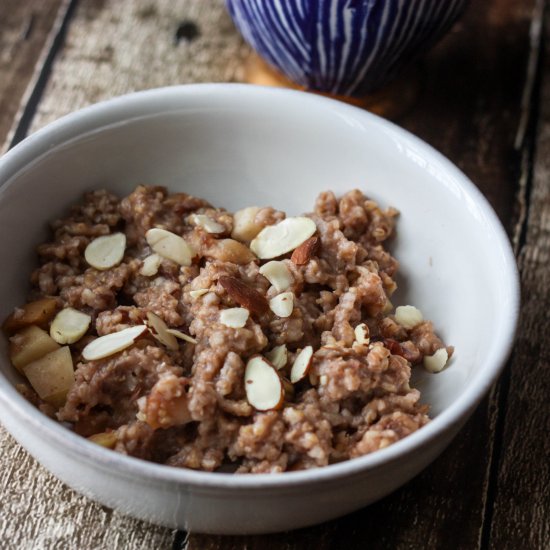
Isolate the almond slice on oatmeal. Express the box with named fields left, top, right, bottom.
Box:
left=423, top=348, right=449, bottom=373
left=145, top=227, right=195, bottom=266
left=146, top=312, right=178, bottom=351
left=189, top=288, right=209, bottom=299
left=269, top=292, right=294, bottom=318
left=244, top=356, right=284, bottom=411
left=265, top=344, right=288, bottom=369
left=218, top=276, right=268, bottom=315
left=250, top=217, right=317, bottom=259
left=84, top=233, right=126, bottom=270
left=82, top=325, right=148, bottom=361
left=231, top=206, right=262, bottom=242
left=354, top=323, right=370, bottom=345
left=259, top=261, right=293, bottom=292
left=188, top=213, right=225, bottom=234
left=50, top=307, right=91, bottom=344
left=291, top=236, right=320, bottom=265
left=140, top=253, right=162, bottom=276
left=219, top=307, right=249, bottom=328
left=290, top=346, right=314, bottom=383
left=166, top=328, right=197, bottom=344
left=395, top=305, right=424, bottom=329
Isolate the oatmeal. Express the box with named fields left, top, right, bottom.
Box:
left=3, top=186, right=453, bottom=473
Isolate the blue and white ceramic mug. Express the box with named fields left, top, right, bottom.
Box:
left=227, top=0, right=469, bottom=96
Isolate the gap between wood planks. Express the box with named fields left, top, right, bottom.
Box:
left=6, top=0, right=78, bottom=150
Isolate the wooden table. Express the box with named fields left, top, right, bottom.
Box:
left=0, top=1, right=548, bottom=548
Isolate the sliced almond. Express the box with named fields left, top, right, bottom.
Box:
left=423, top=348, right=449, bottom=373
left=140, top=253, right=162, bottom=276
left=244, top=356, right=284, bottom=411
left=188, top=213, right=225, bottom=234
left=269, top=292, right=294, bottom=318
left=290, top=345, right=314, bottom=383
left=85, top=233, right=126, bottom=270
left=395, top=305, right=424, bottom=329
left=291, top=236, right=320, bottom=265
left=218, top=276, right=268, bottom=315
left=50, top=308, right=91, bottom=344
left=145, top=227, right=194, bottom=266
left=231, top=206, right=262, bottom=242
left=205, top=239, right=256, bottom=264
left=219, top=307, right=249, bottom=328
left=146, top=312, right=178, bottom=350
left=82, top=325, right=147, bottom=361
left=259, top=261, right=293, bottom=292
left=250, top=217, right=317, bottom=259
left=265, top=344, right=287, bottom=370
left=166, top=328, right=197, bottom=344
left=189, top=288, right=209, bottom=299
left=354, top=323, right=370, bottom=345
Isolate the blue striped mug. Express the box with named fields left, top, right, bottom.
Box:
left=226, top=0, right=469, bottom=97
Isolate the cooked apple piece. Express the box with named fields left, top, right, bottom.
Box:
left=88, top=431, right=117, bottom=449
left=9, top=325, right=60, bottom=372
left=2, top=298, right=58, bottom=333
left=22, top=346, right=74, bottom=407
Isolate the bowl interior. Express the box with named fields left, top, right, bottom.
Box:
left=0, top=86, right=515, bottom=419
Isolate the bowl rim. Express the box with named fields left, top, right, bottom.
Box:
left=0, top=83, right=520, bottom=491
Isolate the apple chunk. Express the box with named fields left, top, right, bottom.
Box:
left=2, top=298, right=58, bottom=333
left=22, top=346, right=74, bottom=408
left=9, top=325, right=60, bottom=372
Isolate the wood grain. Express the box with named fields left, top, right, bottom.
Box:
left=26, top=0, right=249, bottom=134
left=0, top=0, right=546, bottom=548
left=487, top=5, right=550, bottom=549
left=0, top=0, right=65, bottom=152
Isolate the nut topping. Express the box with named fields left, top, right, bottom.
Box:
left=269, top=292, right=294, bottom=318
left=354, top=323, right=370, bottom=345
left=189, top=288, right=209, bottom=299
left=395, top=305, right=424, bottom=329
left=259, top=261, right=293, bottom=292
left=423, top=348, right=449, bottom=373
left=291, top=236, right=320, bottom=265
left=85, top=233, right=126, bottom=270
left=205, top=239, right=257, bottom=265
left=146, top=312, right=178, bottom=351
left=219, top=307, right=249, bottom=328
left=166, top=328, right=197, bottom=344
left=145, top=228, right=195, bottom=266
left=265, top=344, right=288, bottom=370
left=231, top=206, right=262, bottom=242
left=189, top=213, right=225, bottom=234
left=140, top=253, right=162, bottom=276
left=250, top=217, right=317, bottom=259
left=290, top=346, right=313, bottom=383
left=82, top=325, right=148, bottom=361
left=218, top=276, right=268, bottom=316
left=244, top=356, right=284, bottom=411
left=50, top=308, right=91, bottom=344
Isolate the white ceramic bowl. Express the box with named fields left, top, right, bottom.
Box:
left=0, top=84, right=519, bottom=534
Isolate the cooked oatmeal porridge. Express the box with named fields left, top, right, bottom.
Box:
left=3, top=186, right=452, bottom=473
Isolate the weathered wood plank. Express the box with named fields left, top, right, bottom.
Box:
left=487, top=5, right=550, bottom=549
left=0, top=0, right=65, bottom=152
left=26, top=0, right=249, bottom=134
left=0, top=430, right=176, bottom=550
